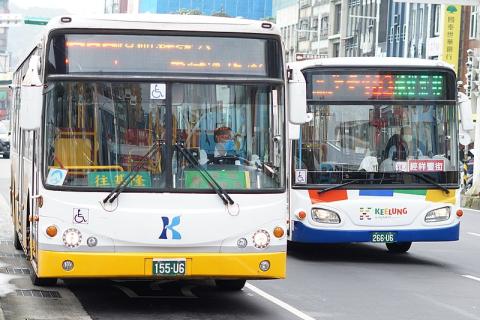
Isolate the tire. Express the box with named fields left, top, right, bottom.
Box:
left=30, top=266, right=57, bottom=287
left=4, top=153, right=9, bottom=159
left=386, top=242, right=412, bottom=253
left=215, top=279, right=246, bottom=291
left=13, top=227, right=22, bottom=250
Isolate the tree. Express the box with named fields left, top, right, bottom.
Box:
left=177, top=8, right=202, bottom=15
left=211, top=11, right=230, bottom=17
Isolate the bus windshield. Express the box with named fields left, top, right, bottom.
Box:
left=44, top=81, right=285, bottom=191
left=293, top=103, right=458, bottom=186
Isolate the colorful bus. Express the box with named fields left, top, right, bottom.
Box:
left=10, top=15, right=288, bottom=289
left=287, top=58, right=463, bottom=253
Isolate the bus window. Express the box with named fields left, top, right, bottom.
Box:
left=44, top=81, right=167, bottom=188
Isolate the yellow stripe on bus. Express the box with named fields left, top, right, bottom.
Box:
left=38, top=250, right=286, bottom=279
left=425, top=189, right=456, bottom=204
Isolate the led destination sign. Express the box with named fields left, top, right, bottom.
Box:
left=48, top=34, right=278, bottom=77
left=309, top=72, right=448, bottom=101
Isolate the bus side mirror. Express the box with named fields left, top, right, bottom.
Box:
left=288, top=113, right=313, bottom=140
left=458, top=92, right=474, bottom=131
left=289, top=123, right=300, bottom=140
left=20, top=56, right=43, bottom=130
left=287, top=67, right=308, bottom=125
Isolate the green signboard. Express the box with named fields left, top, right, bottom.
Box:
left=24, top=17, right=49, bottom=25
left=184, top=170, right=250, bottom=189
left=87, top=171, right=151, bottom=188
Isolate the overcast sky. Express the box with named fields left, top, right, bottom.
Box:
left=11, top=0, right=104, bottom=14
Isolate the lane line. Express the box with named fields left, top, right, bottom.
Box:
left=462, top=275, right=480, bottom=283
left=467, top=232, right=480, bottom=237
left=245, top=283, right=316, bottom=320
left=414, top=293, right=480, bottom=320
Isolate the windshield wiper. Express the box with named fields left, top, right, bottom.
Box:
left=103, top=139, right=164, bottom=203
left=399, top=172, right=450, bottom=194
left=175, top=142, right=234, bottom=206
left=317, top=179, right=362, bottom=194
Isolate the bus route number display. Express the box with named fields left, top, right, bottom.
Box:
left=310, top=73, right=446, bottom=101
left=48, top=34, right=271, bottom=76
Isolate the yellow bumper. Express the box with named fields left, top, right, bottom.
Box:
left=38, top=250, right=286, bottom=279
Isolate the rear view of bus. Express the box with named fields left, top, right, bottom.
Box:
left=288, top=58, right=461, bottom=253
left=10, top=15, right=287, bottom=288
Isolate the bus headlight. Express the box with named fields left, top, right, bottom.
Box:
left=62, top=228, right=82, bottom=248
left=311, top=208, right=341, bottom=224
left=252, top=230, right=270, bottom=249
left=425, top=207, right=451, bottom=222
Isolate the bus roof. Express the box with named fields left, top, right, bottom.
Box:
left=15, top=14, right=281, bottom=73
left=288, top=57, right=455, bottom=72
left=45, top=14, right=280, bottom=36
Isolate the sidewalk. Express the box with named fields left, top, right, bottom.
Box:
left=462, top=194, right=480, bottom=210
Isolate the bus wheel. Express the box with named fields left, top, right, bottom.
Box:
left=30, top=268, right=57, bottom=287
left=13, top=227, right=22, bottom=250
left=386, top=242, right=412, bottom=253
left=215, top=279, right=246, bottom=291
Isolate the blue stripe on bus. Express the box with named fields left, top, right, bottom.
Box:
left=359, top=189, right=394, bottom=197
left=291, top=221, right=460, bottom=243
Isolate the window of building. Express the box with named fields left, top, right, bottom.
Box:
left=334, top=4, right=341, bottom=34
left=389, top=26, right=394, bottom=43
left=411, top=8, right=416, bottom=41
left=418, top=8, right=424, bottom=39
left=333, top=42, right=340, bottom=57
left=320, top=16, right=329, bottom=39
left=432, top=4, right=440, bottom=37
left=470, top=6, right=478, bottom=39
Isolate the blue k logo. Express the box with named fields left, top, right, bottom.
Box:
left=159, top=216, right=181, bottom=240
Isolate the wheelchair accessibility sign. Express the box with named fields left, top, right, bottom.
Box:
left=150, top=83, right=166, bottom=100
left=46, top=168, right=68, bottom=186
left=295, top=169, right=307, bottom=184
left=73, top=208, right=89, bottom=224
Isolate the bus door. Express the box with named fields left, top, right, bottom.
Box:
left=29, top=130, right=40, bottom=263
left=19, top=130, right=34, bottom=253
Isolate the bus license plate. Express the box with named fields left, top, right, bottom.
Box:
left=152, top=259, right=186, bottom=276
left=371, top=232, right=396, bottom=243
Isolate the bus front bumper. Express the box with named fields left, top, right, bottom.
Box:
left=291, top=221, right=460, bottom=243
left=38, top=250, right=286, bottom=279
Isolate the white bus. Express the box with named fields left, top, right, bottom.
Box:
left=287, top=58, right=464, bottom=253
left=10, top=15, right=288, bottom=289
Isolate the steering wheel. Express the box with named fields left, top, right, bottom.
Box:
left=207, top=155, right=241, bottom=165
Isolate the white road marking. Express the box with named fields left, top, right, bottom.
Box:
left=467, top=232, right=480, bottom=237
left=462, top=274, right=480, bottom=283
left=414, top=293, right=480, bottom=320
left=245, top=283, right=316, bottom=320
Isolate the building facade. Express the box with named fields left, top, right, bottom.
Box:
left=275, top=0, right=346, bottom=62
left=344, top=0, right=381, bottom=57
left=131, top=0, right=273, bottom=19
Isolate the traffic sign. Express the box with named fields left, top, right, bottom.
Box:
left=23, top=17, right=49, bottom=25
